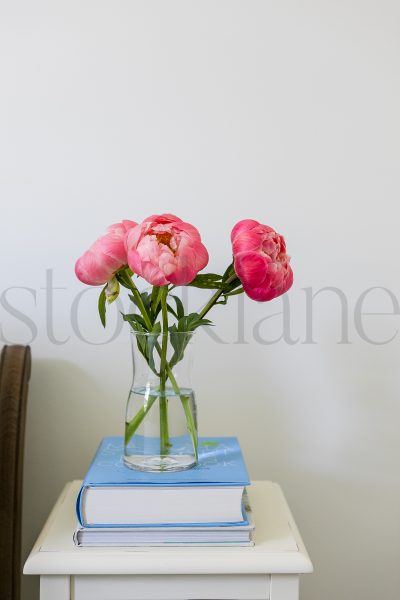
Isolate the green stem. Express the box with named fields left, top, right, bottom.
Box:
left=125, top=363, right=198, bottom=456
left=122, top=270, right=197, bottom=457
left=118, top=268, right=154, bottom=331
left=124, top=392, right=158, bottom=444
left=198, top=273, right=239, bottom=319
left=159, top=286, right=170, bottom=454
left=164, top=363, right=198, bottom=458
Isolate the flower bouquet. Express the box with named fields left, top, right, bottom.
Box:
left=75, top=214, right=293, bottom=471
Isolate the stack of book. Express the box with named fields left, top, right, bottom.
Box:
left=74, top=436, right=254, bottom=547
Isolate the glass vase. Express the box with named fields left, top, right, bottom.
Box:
left=124, top=330, right=197, bottom=472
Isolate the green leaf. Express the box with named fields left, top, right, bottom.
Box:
left=122, top=314, right=160, bottom=375
left=166, top=304, right=178, bottom=319
left=169, top=325, right=191, bottom=369
left=170, top=295, right=185, bottom=319
left=167, top=312, right=213, bottom=369
left=123, top=313, right=148, bottom=331
left=147, top=322, right=161, bottom=373
left=140, top=291, right=152, bottom=313
left=177, top=313, right=213, bottom=332
left=215, top=281, right=243, bottom=305
left=127, top=290, right=160, bottom=326
left=166, top=295, right=185, bottom=321
left=151, top=321, right=162, bottom=334
left=188, top=273, right=225, bottom=289
left=138, top=290, right=162, bottom=324
left=199, top=273, right=223, bottom=281
left=123, top=314, right=147, bottom=355
left=222, top=263, right=236, bottom=281
left=224, top=286, right=244, bottom=297
left=98, top=285, right=107, bottom=327
left=151, top=286, right=162, bottom=318
left=116, top=269, right=134, bottom=289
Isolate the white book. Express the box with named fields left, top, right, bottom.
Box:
left=81, top=485, right=247, bottom=526
left=74, top=504, right=255, bottom=547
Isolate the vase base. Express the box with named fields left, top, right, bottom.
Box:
left=124, top=454, right=197, bottom=472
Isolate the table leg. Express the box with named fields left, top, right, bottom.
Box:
left=270, top=575, right=299, bottom=600
left=40, top=575, right=70, bottom=600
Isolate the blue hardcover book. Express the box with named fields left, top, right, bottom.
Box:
left=77, top=436, right=250, bottom=528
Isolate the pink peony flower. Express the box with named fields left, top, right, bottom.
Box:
left=126, top=214, right=209, bottom=286
left=231, top=219, right=293, bottom=301
left=75, top=220, right=137, bottom=285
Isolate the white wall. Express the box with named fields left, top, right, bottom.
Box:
left=1, top=1, right=399, bottom=598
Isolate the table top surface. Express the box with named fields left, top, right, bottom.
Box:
left=23, top=480, right=313, bottom=576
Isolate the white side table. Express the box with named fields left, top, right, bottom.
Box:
left=24, top=480, right=313, bottom=600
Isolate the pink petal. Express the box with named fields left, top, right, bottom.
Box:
left=143, top=213, right=182, bottom=225
left=158, top=247, right=177, bottom=277
left=232, top=229, right=262, bottom=255
left=138, top=235, right=165, bottom=264
left=173, top=220, right=202, bottom=242
left=243, top=283, right=279, bottom=302
left=75, top=248, right=118, bottom=286
left=234, top=251, right=270, bottom=288
left=127, top=249, right=143, bottom=276
left=122, top=220, right=137, bottom=232
left=125, top=214, right=208, bottom=285
left=193, top=241, right=209, bottom=271
left=231, top=219, right=260, bottom=242
left=141, top=261, right=169, bottom=286
left=125, top=224, right=144, bottom=253
left=243, top=263, right=293, bottom=302
left=168, top=247, right=197, bottom=285
left=98, top=233, right=126, bottom=264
